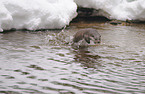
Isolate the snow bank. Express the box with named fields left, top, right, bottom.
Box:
left=0, top=0, right=145, bottom=31
left=74, top=0, right=145, bottom=21
left=0, top=0, right=77, bottom=31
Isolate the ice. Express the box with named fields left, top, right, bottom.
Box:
left=0, top=0, right=77, bottom=31
left=74, top=0, right=145, bottom=21
left=0, top=0, right=145, bottom=31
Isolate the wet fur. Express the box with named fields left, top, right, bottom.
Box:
left=73, top=28, right=101, bottom=44
left=72, top=28, right=101, bottom=49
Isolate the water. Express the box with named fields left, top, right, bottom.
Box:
left=0, top=22, right=145, bottom=94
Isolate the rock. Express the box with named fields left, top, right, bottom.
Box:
left=109, top=20, right=122, bottom=25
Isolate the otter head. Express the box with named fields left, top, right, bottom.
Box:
left=83, top=29, right=101, bottom=44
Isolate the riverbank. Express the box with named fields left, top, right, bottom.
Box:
left=71, top=7, right=145, bottom=26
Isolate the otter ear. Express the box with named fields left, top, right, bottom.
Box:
left=84, top=34, right=90, bottom=43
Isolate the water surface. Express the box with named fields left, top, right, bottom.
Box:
left=0, top=22, right=145, bottom=94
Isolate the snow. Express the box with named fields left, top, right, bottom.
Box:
left=0, top=0, right=145, bottom=31
left=0, top=0, right=77, bottom=31
left=74, top=0, right=145, bottom=21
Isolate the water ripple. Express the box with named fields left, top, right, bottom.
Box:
left=0, top=25, right=145, bottom=94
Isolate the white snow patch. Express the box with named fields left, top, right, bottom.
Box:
left=1, top=0, right=145, bottom=31
left=0, top=0, right=77, bottom=31
left=74, top=0, right=145, bottom=21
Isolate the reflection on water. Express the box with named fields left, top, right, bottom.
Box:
left=73, top=48, right=101, bottom=68
left=0, top=22, right=145, bottom=94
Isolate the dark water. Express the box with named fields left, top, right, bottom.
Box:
left=0, top=22, right=145, bottom=94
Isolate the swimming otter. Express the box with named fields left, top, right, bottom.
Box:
left=72, top=28, right=101, bottom=48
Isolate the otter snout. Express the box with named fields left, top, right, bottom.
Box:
left=94, top=40, right=101, bottom=44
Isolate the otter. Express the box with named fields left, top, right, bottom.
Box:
left=72, top=28, right=101, bottom=48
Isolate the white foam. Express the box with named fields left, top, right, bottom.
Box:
left=0, top=0, right=77, bottom=31
left=74, top=0, right=145, bottom=21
